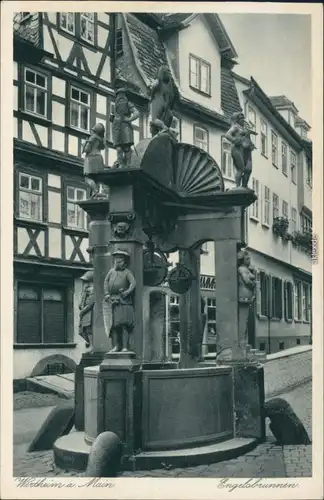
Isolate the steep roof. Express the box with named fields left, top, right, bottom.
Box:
left=269, top=95, right=299, bottom=114
left=125, top=13, right=169, bottom=86
left=221, top=68, right=243, bottom=118
left=13, top=13, right=41, bottom=48
left=120, top=13, right=240, bottom=118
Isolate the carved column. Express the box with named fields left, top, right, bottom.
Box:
left=75, top=201, right=112, bottom=431
left=102, top=184, right=146, bottom=361
left=89, top=214, right=113, bottom=352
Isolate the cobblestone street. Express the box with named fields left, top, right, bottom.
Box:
left=13, top=381, right=312, bottom=478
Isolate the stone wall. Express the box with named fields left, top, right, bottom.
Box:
left=264, top=345, right=312, bottom=398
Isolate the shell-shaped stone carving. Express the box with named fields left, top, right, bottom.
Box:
left=174, top=143, right=224, bottom=197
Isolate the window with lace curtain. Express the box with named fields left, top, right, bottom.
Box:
left=18, top=173, right=43, bottom=222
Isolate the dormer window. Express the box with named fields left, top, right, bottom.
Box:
left=189, top=55, right=211, bottom=96
left=58, top=13, right=96, bottom=46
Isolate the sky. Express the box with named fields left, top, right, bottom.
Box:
left=219, top=14, right=312, bottom=126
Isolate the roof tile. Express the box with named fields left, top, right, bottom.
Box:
left=221, top=68, right=242, bottom=118
left=126, top=14, right=169, bottom=85
left=13, top=13, right=41, bottom=48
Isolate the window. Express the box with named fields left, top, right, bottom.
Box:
left=259, top=271, right=270, bottom=317
left=291, top=207, right=297, bottom=233
left=288, top=111, right=295, bottom=128
left=80, top=13, right=95, bottom=44
left=291, top=151, right=297, bottom=184
left=301, top=214, right=312, bottom=234
left=171, top=116, right=181, bottom=139
left=194, top=125, right=208, bottom=152
left=260, top=119, right=268, bottom=156
left=271, top=277, right=283, bottom=320
left=16, top=283, right=66, bottom=344
left=306, top=157, right=312, bottom=187
left=279, top=341, right=285, bottom=351
left=263, top=186, right=270, bottom=226
left=115, top=29, right=123, bottom=56
left=296, top=338, right=301, bottom=345
left=221, top=137, right=233, bottom=178
left=247, top=106, right=256, bottom=145
left=66, top=187, right=87, bottom=230
left=169, top=295, right=180, bottom=355
left=272, top=193, right=279, bottom=220
left=206, top=298, right=217, bottom=353
left=284, top=281, right=293, bottom=321
left=18, top=173, right=42, bottom=221
left=24, top=68, right=47, bottom=117
left=282, top=142, right=288, bottom=175
left=302, top=283, right=310, bottom=322
left=189, top=55, right=211, bottom=95
left=282, top=200, right=288, bottom=220
left=60, top=12, right=75, bottom=34
left=294, top=281, right=302, bottom=321
left=70, top=87, right=90, bottom=131
left=59, top=13, right=96, bottom=45
left=250, top=178, right=259, bottom=219
left=259, top=342, right=266, bottom=352
left=271, top=131, right=278, bottom=166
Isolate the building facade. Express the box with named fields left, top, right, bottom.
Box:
left=12, top=12, right=312, bottom=379
left=12, top=12, right=120, bottom=379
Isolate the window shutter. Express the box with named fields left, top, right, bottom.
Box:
left=278, top=279, right=283, bottom=319
left=256, top=271, right=261, bottom=315
left=43, top=301, right=65, bottom=343
left=266, top=274, right=272, bottom=318
left=17, top=299, right=41, bottom=343
left=284, top=281, right=288, bottom=320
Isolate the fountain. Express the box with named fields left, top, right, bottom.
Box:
left=53, top=77, right=265, bottom=473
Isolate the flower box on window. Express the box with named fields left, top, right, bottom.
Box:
left=272, top=216, right=289, bottom=238
left=292, top=230, right=312, bottom=253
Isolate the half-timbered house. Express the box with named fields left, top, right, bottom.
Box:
left=12, top=11, right=132, bottom=380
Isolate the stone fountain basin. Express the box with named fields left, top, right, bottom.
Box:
left=135, top=365, right=234, bottom=451
left=54, top=364, right=260, bottom=472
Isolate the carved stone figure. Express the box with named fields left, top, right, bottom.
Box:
left=79, top=270, right=95, bottom=348
left=238, top=249, right=256, bottom=304
left=110, top=88, right=140, bottom=168
left=108, top=212, right=136, bottom=239
left=225, top=112, right=258, bottom=188
left=82, top=123, right=106, bottom=198
left=237, top=249, right=256, bottom=353
left=103, top=250, right=136, bottom=352
left=149, top=65, right=180, bottom=138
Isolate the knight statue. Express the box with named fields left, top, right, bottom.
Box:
left=103, top=250, right=136, bottom=352
left=82, top=123, right=106, bottom=198
left=110, top=88, right=140, bottom=168
left=78, top=270, right=95, bottom=348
